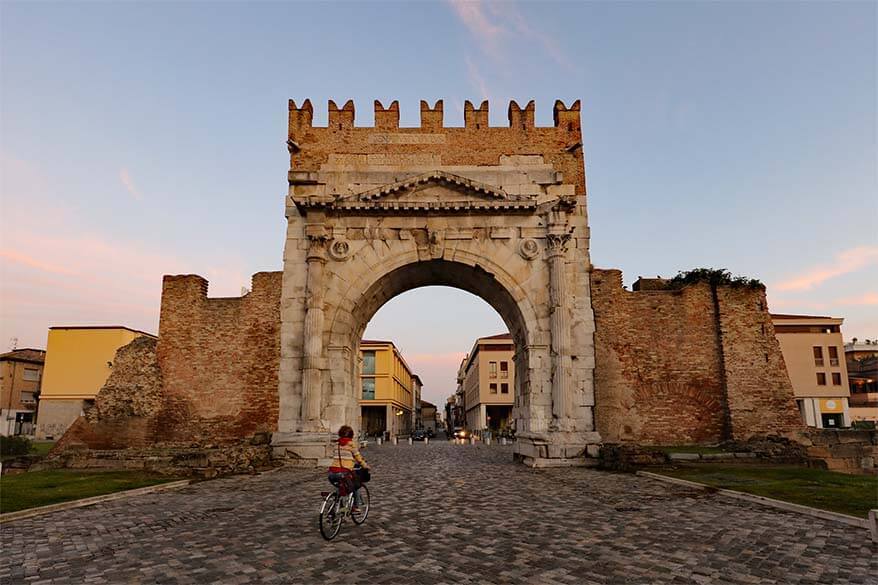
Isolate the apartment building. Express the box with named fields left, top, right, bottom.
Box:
left=37, top=326, right=156, bottom=439
left=359, top=340, right=415, bottom=437
left=845, top=338, right=878, bottom=423
left=772, top=314, right=851, bottom=428
left=0, top=348, right=46, bottom=436
left=460, top=333, right=515, bottom=433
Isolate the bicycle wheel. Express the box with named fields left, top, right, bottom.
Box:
left=319, top=492, right=343, bottom=540
left=351, top=484, right=370, bottom=525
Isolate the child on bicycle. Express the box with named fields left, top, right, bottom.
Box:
left=328, top=425, right=370, bottom=510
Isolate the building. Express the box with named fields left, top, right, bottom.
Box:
left=359, top=340, right=416, bottom=438
left=412, top=374, right=423, bottom=430
left=421, top=400, right=437, bottom=433
left=845, top=339, right=878, bottom=424
left=461, top=333, right=516, bottom=433
left=772, top=314, right=851, bottom=428
left=36, top=326, right=156, bottom=439
left=0, top=348, right=46, bottom=436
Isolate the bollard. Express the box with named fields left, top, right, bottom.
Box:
left=470, top=436, right=475, bottom=445
left=486, top=437, right=491, bottom=446
left=408, top=437, right=413, bottom=445
left=501, top=437, right=507, bottom=446
left=392, top=436, right=398, bottom=445
left=425, top=437, right=429, bottom=445
left=377, top=437, right=382, bottom=446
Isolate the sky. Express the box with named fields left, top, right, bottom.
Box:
left=1, top=1, right=875, bottom=407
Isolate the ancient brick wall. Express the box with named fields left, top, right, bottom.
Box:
left=155, top=271, right=282, bottom=443
left=591, top=269, right=804, bottom=445
left=591, top=269, right=727, bottom=444
left=716, top=287, right=803, bottom=438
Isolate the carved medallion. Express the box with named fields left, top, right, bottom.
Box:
left=328, top=239, right=351, bottom=261
left=518, top=238, right=540, bottom=260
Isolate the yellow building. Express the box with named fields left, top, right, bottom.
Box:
left=772, top=314, right=851, bottom=428
left=359, top=340, right=415, bottom=438
left=36, top=326, right=156, bottom=439
left=461, top=333, right=516, bottom=433
left=0, top=348, right=46, bottom=436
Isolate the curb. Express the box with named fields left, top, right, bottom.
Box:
left=636, top=471, right=874, bottom=536
left=0, top=479, right=192, bottom=524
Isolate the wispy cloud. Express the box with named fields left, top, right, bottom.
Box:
left=836, top=292, right=878, bottom=306
left=774, top=245, right=878, bottom=292
left=465, top=56, right=490, bottom=101
left=448, top=0, right=576, bottom=70
left=119, top=167, right=142, bottom=200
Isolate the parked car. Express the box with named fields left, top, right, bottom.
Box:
left=412, top=430, right=427, bottom=441
left=452, top=427, right=467, bottom=439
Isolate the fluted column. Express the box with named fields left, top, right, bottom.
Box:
left=546, top=231, right=572, bottom=429
left=300, top=234, right=328, bottom=431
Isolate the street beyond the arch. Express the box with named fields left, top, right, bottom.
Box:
left=2, top=442, right=873, bottom=585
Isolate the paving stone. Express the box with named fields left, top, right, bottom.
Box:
left=1, top=443, right=875, bottom=584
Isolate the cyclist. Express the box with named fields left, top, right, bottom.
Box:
left=328, top=425, right=370, bottom=511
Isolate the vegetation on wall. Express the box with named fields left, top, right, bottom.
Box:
left=669, top=268, right=764, bottom=290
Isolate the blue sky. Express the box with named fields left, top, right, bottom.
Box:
left=1, top=1, right=875, bottom=406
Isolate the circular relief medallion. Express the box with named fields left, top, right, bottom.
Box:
left=518, top=238, right=540, bottom=260
left=825, top=400, right=837, bottom=410
left=328, top=239, right=351, bottom=261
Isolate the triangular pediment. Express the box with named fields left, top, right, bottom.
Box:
left=344, top=170, right=511, bottom=203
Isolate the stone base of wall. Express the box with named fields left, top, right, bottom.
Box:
left=35, top=400, right=85, bottom=440
left=40, top=433, right=280, bottom=479
left=806, top=429, right=878, bottom=475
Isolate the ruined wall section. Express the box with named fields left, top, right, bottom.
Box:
left=592, top=269, right=805, bottom=445
left=156, top=271, right=283, bottom=443
left=717, top=287, right=803, bottom=438
left=591, top=269, right=727, bottom=444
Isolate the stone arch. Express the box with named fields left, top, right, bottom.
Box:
left=320, top=253, right=545, bottom=441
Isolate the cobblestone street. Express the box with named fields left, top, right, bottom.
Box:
left=2, top=442, right=875, bottom=584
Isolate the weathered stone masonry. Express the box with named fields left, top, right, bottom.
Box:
left=52, top=99, right=807, bottom=470
left=591, top=269, right=802, bottom=444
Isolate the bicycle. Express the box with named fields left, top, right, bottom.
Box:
left=318, top=468, right=371, bottom=540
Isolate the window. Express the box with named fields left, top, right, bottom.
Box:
left=816, top=373, right=826, bottom=386
left=501, top=383, right=509, bottom=394
left=489, top=362, right=497, bottom=378
left=489, top=383, right=497, bottom=393
left=20, top=391, right=35, bottom=403
left=22, top=368, right=40, bottom=381
left=362, top=378, right=375, bottom=400
left=362, top=351, right=376, bottom=375
left=813, top=347, right=824, bottom=367
left=831, top=373, right=841, bottom=386
left=500, top=361, right=509, bottom=379
left=828, top=346, right=839, bottom=367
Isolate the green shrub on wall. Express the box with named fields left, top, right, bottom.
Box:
left=669, top=268, right=764, bottom=290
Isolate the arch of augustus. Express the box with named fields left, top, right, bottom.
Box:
left=53, top=99, right=805, bottom=470
left=274, top=99, right=601, bottom=466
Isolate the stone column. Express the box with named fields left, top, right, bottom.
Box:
left=300, top=234, right=328, bottom=431
left=546, top=230, right=572, bottom=429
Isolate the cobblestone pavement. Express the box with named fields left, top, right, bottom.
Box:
left=2, top=443, right=876, bottom=584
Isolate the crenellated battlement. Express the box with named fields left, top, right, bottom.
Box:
left=289, top=99, right=581, bottom=131
left=287, top=99, right=587, bottom=187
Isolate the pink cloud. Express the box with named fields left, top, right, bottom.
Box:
left=448, top=0, right=575, bottom=71
left=465, top=56, right=490, bottom=101
left=119, top=167, right=142, bottom=200
left=774, top=245, right=878, bottom=292
left=836, top=292, right=878, bottom=306
left=0, top=249, right=78, bottom=276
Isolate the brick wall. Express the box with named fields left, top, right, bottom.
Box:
left=288, top=99, right=587, bottom=196
left=591, top=269, right=803, bottom=445
left=155, top=271, right=282, bottom=443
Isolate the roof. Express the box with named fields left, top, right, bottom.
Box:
left=463, top=332, right=513, bottom=373
left=49, top=325, right=157, bottom=338
left=0, top=348, right=46, bottom=364
left=420, top=400, right=437, bottom=409
left=770, top=313, right=834, bottom=320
